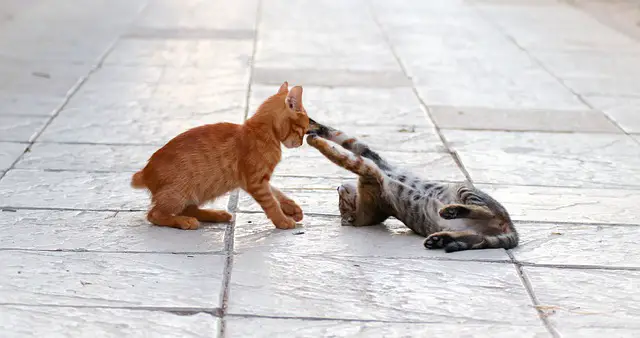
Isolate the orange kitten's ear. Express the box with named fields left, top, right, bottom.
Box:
left=278, top=81, right=289, bottom=94
left=286, top=86, right=303, bottom=111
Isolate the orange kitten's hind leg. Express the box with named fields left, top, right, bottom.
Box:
left=147, top=208, right=200, bottom=230
left=147, top=192, right=200, bottom=230
left=181, top=205, right=232, bottom=223
left=271, top=185, right=303, bottom=222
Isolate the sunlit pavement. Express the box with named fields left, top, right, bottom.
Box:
left=1, top=0, right=639, bottom=337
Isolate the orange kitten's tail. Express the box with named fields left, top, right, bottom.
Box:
left=130, top=171, right=146, bottom=189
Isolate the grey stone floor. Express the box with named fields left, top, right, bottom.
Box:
left=1, top=0, right=639, bottom=337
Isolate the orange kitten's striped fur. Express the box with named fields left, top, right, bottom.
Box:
left=131, top=82, right=309, bottom=230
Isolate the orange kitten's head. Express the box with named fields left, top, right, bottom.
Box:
left=262, top=81, right=310, bottom=148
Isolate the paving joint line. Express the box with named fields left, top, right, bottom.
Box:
left=364, top=0, right=473, bottom=184
left=219, top=2, right=262, bottom=335
left=0, top=248, right=227, bottom=255
left=507, top=251, right=561, bottom=338
left=0, top=302, right=221, bottom=317
left=226, top=313, right=529, bottom=327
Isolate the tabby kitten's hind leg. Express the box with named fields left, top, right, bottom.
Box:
left=423, top=231, right=484, bottom=253
left=439, top=204, right=495, bottom=220
left=181, top=205, right=232, bottom=223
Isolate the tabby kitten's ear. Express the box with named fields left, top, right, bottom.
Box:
left=278, top=81, right=289, bottom=94
left=286, top=86, right=303, bottom=112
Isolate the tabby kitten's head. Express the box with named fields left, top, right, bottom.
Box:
left=337, top=182, right=358, bottom=225
left=261, top=81, right=309, bottom=148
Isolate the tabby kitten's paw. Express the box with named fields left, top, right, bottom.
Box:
left=439, top=205, right=463, bottom=219
left=280, top=199, right=304, bottom=222
left=306, top=133, right=318, bottom=145
left=423, top=232, right=453, bottom=249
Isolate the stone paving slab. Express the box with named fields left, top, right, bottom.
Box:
left=0, top=306, right=218, bottom=338
left=16, top=143, right=157, bottom=172
left=225, top=317, right=550, bottom=338
left=0, top=210, right=226, bottom=253
left=233, top=213, right=510, bottom=261
left=524, top=267, right=640, bottom=331
left=514, top=222, right=640, bottom=268
left=430, top=106, right=620, bottom=133
left=103, top=39, right=253, bottom=69
left=136, top=0, right=258, bottom=30
left=0, top=92, right=63, bottom=116
left=584, top=95, right=640, bottom=133
left=1, top=251, right=224, bottom=308
left=0, top=116, right=48, bottom=142
left=0, top=170, right=227, bottom=211
left=478, top=184, right=640, bottom=225
left=0, top=142, right=27, bottom=171
left=443, top=130, right=640, bottom=189
left=228, top=253, right=539, bottom=323
left=2, top=0, right=640, bottom=336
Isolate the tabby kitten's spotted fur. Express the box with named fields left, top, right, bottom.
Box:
left=306, top=119, right=518, bottom=252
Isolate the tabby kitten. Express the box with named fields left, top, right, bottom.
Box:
left=131, top=82, right=309, bottom=230
left=306, top=119, right=518, bottom=252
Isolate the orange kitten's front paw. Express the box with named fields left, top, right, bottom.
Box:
left=280, top=199, right=304, bottom=222
left=176, top=216, right=200, bottom=230
left=272, top=217, right=296, bottom=230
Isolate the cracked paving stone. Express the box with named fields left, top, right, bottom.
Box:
left=228, top=253, right=540, bottom=323
left=524, top=267, right=640, bottom=332
left=0, top=210, right=227, bottom=253
left=477, top=184, right=640, bottom=225
left=513, top=222, right=640, bottom=268
left=225, top=317, right=550, bottom=338
left=0, top=306, right=219, bottom=338
left=444, top=130, right=640, bottom=189
left=0, top=251, right=224, bottom=308
left=0, top=169, right=229, bottom=211
left=233, top=213, right=510, bottom=261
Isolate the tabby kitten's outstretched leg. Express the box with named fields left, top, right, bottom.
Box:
left=307, top=134, right=390, bottom=226
left=306, top=134, right=383, bottom=181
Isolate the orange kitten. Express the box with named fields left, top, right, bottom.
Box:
left=131, top=82, right=309, bottom=230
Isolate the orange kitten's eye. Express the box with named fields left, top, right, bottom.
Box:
left=288, top=102, right=294, bottom=110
